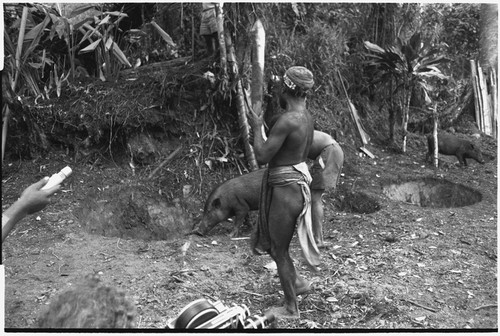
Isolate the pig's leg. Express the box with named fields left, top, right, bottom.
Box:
left=456, top=149, right=467, bottom=166
left=230, top=208, right=249, bottom=238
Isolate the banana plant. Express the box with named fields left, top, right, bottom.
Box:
left=2, top=5, right=55, bottom=161
left=76, top=7, right=132, bottom=81
left=4, top=6, right=53, bottom=98
left=364, top=32, right=449, bottom=152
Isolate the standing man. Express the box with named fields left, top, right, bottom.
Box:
left=308, top=131, right=344, bottom=248
left=249, top=66, right=320, bottom=318
left=199, top=3, right=219, bottom=57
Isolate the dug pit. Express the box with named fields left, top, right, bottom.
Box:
left=335, top=190, right=381, bottom=214
left=75, top=185, right=191, bottom=241
left=383, top=177, right=482, bottom=208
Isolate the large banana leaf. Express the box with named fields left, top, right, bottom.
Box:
left=79, top=38, right=102, bottom=53
left=78, top=22, right=131, bottom=68
left=150, top=21, right=176, bottom=47
left=112, top=41, right=132, bottom=67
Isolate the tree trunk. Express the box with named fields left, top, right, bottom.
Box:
left=401, top=80, right=411, bottom=153
left=477, top=4, right=498, bottom=138
left=2, top=105, right=10, bottom=162
left=479, top=4, right=498, bottom=74
left=214, top=4, right=227, bottom=79
left=388, top=79, right=395, bottom=142
left=388, top=107, right=395, bottom=142
left=226, top=31, right=258, bottom=171
left=432, top=103, right=439, bottom=168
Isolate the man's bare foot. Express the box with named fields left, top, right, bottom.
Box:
left=267, top=306, right=300, bottom=319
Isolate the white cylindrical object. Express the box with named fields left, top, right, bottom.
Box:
left=42, top=166, right=72, bottom=190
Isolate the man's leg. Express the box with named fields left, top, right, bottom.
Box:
left=311, top=188, right=325, bottom=247
left=268, top=184, right=303, bottom=317
left=203, top=35, right=214, bottom=55
left=210, top=32, right=219, bottom=56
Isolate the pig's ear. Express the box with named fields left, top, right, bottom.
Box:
left=212, top=198, right=221, bottom=208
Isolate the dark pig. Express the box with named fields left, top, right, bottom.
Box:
left=191, top=169, right=265, bottom=237
left=427, top=133, right=484, bottom=166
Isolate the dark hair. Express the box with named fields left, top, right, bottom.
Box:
left=37, top=274, right=136, bottom=328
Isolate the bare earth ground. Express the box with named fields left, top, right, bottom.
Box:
left=1, top=132, right=497, bottom=331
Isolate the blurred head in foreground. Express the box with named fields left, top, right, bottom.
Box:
left=37, top=273, right=136, bottom=328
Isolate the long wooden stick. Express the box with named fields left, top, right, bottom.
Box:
left=226, top=31, right=258, bottom=171
left=402, top=298, right=438, bottom=313
left=474, top=303, right=497, bottom=311
left=491, top=68, right=497, bottom=139
left=470, top=60, right=483, bottom=131
left=432, top=103, right=439, bottom=168
left=250, top=19, right=265, bottom=117
left=337, top=70, right=370, bottom=146
left=477, top=63, right=492, bottom=134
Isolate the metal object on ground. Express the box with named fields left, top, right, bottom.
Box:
left=166, top=298, right=275, bottom=329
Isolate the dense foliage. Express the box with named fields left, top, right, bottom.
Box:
left=2, top=3, right=483, bottom=161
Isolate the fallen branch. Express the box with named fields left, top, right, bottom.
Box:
left=402, top=299, right=438, bottom=313
left=230, top=237, right=251, bottom=241
left=148, top=146, right=182, bottom=179
left=173, top=269, right=197, bottom=274
left=171, top=275, right=185, bottom=283
left=242, top=290, right=264, bottom=297
left=473, top=304, right=497, bottom=311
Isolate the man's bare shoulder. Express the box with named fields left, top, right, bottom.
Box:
left=275, top=111, right=309, bottom=127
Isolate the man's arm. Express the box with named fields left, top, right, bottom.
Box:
left=2, top=178, right=59, bottom=242
left=251, top=114, right=291, bottom=165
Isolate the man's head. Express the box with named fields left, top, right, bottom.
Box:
left=37, top=274, right=136, bottom=328
left=265, top=66, right=314, bottom=129
left=277, top=66, right=314, bottom=109
left=282, top=66, right=314, bottom=97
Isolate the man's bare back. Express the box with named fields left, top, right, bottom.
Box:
left=267, top=110, right=312, bottom=167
